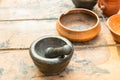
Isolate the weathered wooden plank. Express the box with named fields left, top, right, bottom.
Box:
left=0, top=0, right=103, bottom=20
left=0, top=20, right=57, bottom=48
left=0, top=20, right=116, bottom=49
left=0, top=0, right=74, bottom=20
left=0, top=46, right=120, bottom=80
left=0, top=0, right=74, bottom=8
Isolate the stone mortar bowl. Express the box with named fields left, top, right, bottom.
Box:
left=72, top=0, right=97, bottom=10
left=56, top=8, right=101, bottom=42
left=29, top=36, right=74, bottom=76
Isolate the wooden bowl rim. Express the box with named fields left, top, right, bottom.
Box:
left=57, top=8, right=100, bottom=32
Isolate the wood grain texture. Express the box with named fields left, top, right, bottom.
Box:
left=0, top=0, right=74, bottom=20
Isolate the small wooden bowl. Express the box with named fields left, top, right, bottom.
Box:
left=107, top=14, right=120, bottom=42
left=56, top=8, right=101, bottom=42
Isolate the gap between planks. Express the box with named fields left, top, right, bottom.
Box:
left=0, top=18, right=58, bottom=22
left=0, top=44, right=120, bottom=51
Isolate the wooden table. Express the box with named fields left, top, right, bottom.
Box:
left=0, top=0, right=120, bottom=80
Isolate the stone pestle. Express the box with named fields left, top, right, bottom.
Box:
left=45, top=45, right=72, bottom=58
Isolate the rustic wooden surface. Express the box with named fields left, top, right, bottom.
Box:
left=0, top=0, right=120, bottom=80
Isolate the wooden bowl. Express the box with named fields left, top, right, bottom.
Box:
left=98, top=0, right=120, bottom=17
left=56, top=8, right=101, bottom=42
left=107, top=14, right=120, bottom=42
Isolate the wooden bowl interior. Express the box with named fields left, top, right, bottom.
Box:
left=60, top=10, right=97, bottom=31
